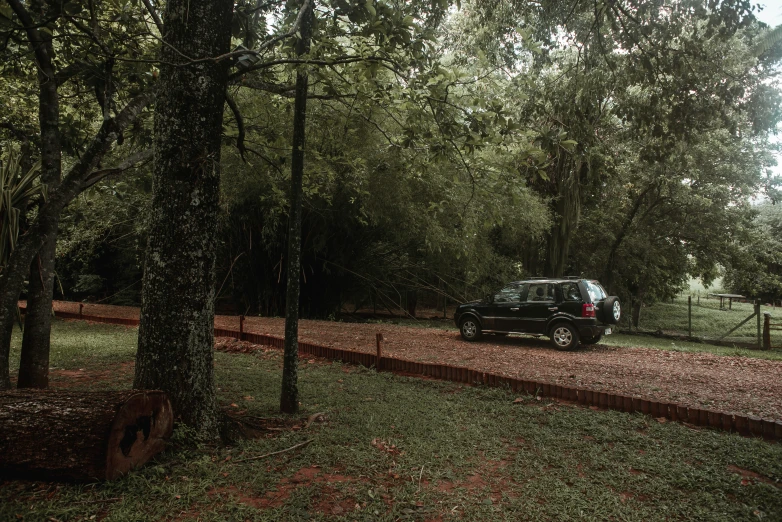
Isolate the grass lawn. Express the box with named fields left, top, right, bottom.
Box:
left=634, top=297, right=780, bottom=344
left=2, top=320, right=781, bottom=521
left=601, top=333, right=782, bottom=361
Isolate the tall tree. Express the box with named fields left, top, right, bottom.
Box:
left=133, top=0, right=234, bottom=437
left=5, top=0, right=61, bottom=388
left=280, top=0, right=314, bottom=414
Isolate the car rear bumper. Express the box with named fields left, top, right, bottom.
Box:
left=578, top=324, right=609, bottom=339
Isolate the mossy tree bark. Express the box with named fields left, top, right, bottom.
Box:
left=280, top=0, right=314, bottom=414
left=134, top=0, right=234, bottom=437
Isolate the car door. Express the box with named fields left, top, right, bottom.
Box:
left=519, top=282, right=557, bottom=333
left=486, top=283, right=525, bottom=332
left=558, top=281, right=583, bottom=318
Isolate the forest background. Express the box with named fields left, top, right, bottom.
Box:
left=2, top=0, right=782, bottom=330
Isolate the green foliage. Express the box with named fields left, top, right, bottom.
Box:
left=56, top=174, right=151, bottom=305
left=0, top=151, right=43, bottom=267
left=1, top=0, right=776, bottom=316
left=723, top=202, right=782, bottom=300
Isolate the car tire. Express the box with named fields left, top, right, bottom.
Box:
left=603, top=297, right=621, bottom=324
left=582, top=334, right=602, bottom=345
left=550, top=322, right=579, bottom=351
left=459, top=317, right=482, bottom=342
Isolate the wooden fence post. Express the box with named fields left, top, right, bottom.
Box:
left=376, top=333, right=383, bottom=371
left=756, top=301, right=761, bottom=349
left=688, top=296, right=692, bottom=338
left=239, top=315, right=245, bottom=340
left=79, top=303, right=84, bottom=318
left=764, top=313, right=772, bottom=351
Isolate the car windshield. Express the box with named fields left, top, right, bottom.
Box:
left=585, top=280, right=606, bottom=302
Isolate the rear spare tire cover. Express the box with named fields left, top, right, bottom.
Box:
left=603, top=297, right=621, bottom=324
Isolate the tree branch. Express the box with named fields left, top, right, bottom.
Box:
left=0, top=122, right=37, bottom=145
left=6, top=0, right=56, bottom=83
left=140, top=0, right=165, bottom=35
left=81, top=148, right=153, bottom=189
left=224, top=93, right=247, bottom=160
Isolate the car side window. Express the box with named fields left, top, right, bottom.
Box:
left=527, top=283, right=555, bottom=302
left=561, top=282, right=581, bottom=302
left=493, top=283, right=522, bottom=303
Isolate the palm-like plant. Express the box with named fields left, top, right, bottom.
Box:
left=0, top=152, right=44, bottom=270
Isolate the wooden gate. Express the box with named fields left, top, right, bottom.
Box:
left=717, top=301, right=761, bottom=347
left=763, top=312, right=781, bottom=350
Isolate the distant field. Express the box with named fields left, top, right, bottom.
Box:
left=687, top=277, right=724, bottom=295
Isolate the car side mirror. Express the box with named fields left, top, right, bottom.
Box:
left=485, top=294, right=493, bottom=303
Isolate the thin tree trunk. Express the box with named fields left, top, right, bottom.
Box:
left=134, top=0, right=233, bottom=437
left=406, top=289, right=418, bottom=318
left=17, top=237, right=57, bottom=388
left=8, top=0, right=62, bottom=389
left=280, top=0, right=314, bottom=414
left=602, top=183, right=657, bottom=291
left=631, top=287, right=645, bottom=329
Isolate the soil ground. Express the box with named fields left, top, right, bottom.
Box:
left=47, top=300, right=782, bottom=420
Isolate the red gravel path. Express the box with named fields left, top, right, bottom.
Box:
left=50, top=301, right=782, bottom=420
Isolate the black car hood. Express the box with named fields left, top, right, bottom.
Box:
left=458, top=300, right=484, bottom=308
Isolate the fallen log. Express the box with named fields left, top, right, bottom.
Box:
left=0, top=390, right=173, bottom=481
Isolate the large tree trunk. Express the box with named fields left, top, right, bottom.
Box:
left=280, top=0, right=314, bottom=415
left=134, top=0, right=234, bottom=437
left=0, top=390, right=172, bottom=481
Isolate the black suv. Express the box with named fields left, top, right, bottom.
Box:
left=454, top=278, right=621, bottom=350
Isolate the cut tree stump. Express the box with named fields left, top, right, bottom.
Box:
left=0, top=390, right=173, bottom=481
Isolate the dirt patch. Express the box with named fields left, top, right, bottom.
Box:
left=311, top=486, right=357, bottom=516
left=47, top=300, right=782, bottom=420
left=727, top=465, right=782, bottom=488
left=209, top=466, right=362, bottom=514
left=209, top=484, right=290, bottom=509
left=48, top=361, right=134, bottom=388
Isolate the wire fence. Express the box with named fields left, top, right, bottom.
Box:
left=619, top=294, right=781, bottom=349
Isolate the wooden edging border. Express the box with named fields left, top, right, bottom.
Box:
left=40, top=308, right=782, bottom=442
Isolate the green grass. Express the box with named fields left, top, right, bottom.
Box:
left=2, top=320, right=781, bottom=521
left=8, top=320, right=138, bottom=380
left=634, top=297, right=780, bottom=343
left=602, top=333, right=782, bottom=361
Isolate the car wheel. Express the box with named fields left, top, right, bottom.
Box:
left=582, top=334, right=602, bottom=345
left=459, top=317, right=482, bottom=342
left=603, top=297, right=621, bottom=324
left=550, top=322, right=579, bottom=351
